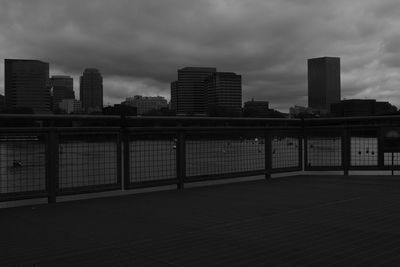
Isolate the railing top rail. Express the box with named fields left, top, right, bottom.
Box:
left=0, top=114, right=121, bottom=120
left=0, top=114, right=301, bottom=122
left=303, top=115, right=400, bottom=122
left=1, top=114, right=400, bottom=124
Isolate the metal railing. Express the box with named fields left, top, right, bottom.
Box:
left=1, top=114, right=400, bottom=204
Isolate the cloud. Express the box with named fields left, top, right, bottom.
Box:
left=1, top=0, right=400, bottom=111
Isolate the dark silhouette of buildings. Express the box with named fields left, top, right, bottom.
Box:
left=173, top=67, right=216, bottom=115
left=205, top=72, right=242, bottom=116
left=170, top=80, right=178, bottom=112
left=80, top=68, right=103, bottom=113
left=122, top=95, right=168, bottom=115
left=4, top=59, right=51, bottom=113
left=171, top=67, right=243, bottom=116
left=0, top=94, right=4, bottom=111
left=308, top=57, right=341, bottom=113
left=103, top=104, right=137, bottom=116
left=331, top=99, right=398, bottom=117
left=50, top=75, right=74, bottom=111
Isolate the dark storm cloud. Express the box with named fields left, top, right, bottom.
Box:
left=1, top=0, right=400, bottom=110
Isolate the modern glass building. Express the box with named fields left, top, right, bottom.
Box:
left=4, top=59, right=50, bottom=113
left=205, top=72, right=242, bottom=116
left=175, top=67, right=216, bottom=115
left=308, top=57, right=341, bottom=112
left=50, top=75, right=74, bottom=111
left=79, top=68, right=103, bottom=113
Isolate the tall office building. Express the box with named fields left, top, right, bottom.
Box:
left=205, top=72, right=242, bottom=116
left=59, top=99, right=83, bottom=114
left=176, top=67, right=216, bottom=115
left=0, top=94, right=4, bottom=111
left=4, top=59, right=50, bottom=113
left=170, top=80, right=178, bottom=112
left=79, top=68, right=103, bottom=113
left=50, top=75, right=74, bottom=111
left=308, top=57, right=341, bottom=112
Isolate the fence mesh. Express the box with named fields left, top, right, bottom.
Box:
left=129, top=135, right=176, bottom=183
left=307, top=135, right=342, bottom=167
left=271, top=135, right=300, bottom=169
left=350, top=135, right=378, bottom=167
left=186, top=134, right=265, bottom=177
left=58, top=134, right=119, bottom=189
left=384, top=153, right=400, bottom=166
left=0, top=135, right=46, bottom=194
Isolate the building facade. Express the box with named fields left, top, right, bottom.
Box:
left=59, top=99, right=83, bottom=114
left=122, top=95, right=168, bottom=115
left=4, top=59, right=50, bottom=113
left=50, top=75, right=74, bottom=111
left=205, top=72, right=242, bottom=116
left=79, top=68, right=103, bottom=113
left=308, top=57, right=341, bottom=112
left=0, top=94, right=4, bottom=111
left=170, top=80, right=178, bottom=112
left=175, top=67, right=216, bottom=115
left=243, top=99, right=270, bottom=117
left=330, top=99, right=398, bottom=117
left=289, top=105, right=317, bottom=118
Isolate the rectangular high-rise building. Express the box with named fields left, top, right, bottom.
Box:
left=4, top=59, right=50, bottom=113
left=0, top=94, right=4, bottom=111
left=170, top=80, right=178, bottom=112
left=308, top=57, right=341, bottom=112
left=50, top=75, right=74, bottom=111
left=80, top=68, right=103, bottom=113
left=205, top=72, right=242, bottom=116
left=176, top=67, right=216, bottom=115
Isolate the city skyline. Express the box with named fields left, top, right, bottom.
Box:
left=1, top=1, right=400, bottom=111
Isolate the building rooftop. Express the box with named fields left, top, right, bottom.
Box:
left=179, top=67, right=217, bottom=72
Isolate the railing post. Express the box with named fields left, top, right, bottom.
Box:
left=176, top=131, right=186, bottom=189
left=265, top=131, right=272, bottom=179
left=121, top=115, right=130, bottom=190
left=343, top=127, right=350, bottom=176
left=47, top=129, right=59, bottom=203
left=378, top=128, right=384, bottom=171
left=301, top=118, right=305, bottom=172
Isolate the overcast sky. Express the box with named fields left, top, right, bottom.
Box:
left=1, top=0, right=400, bottom=111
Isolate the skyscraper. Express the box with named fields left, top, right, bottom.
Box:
left=4, top=59, right=50, bottom=113
left=170, top=80, right=178, bottom=112
left=79, top=68, right=103, bottom=113
left=0, top=94, right=4, bottom=111
left=176, top=67, right=216, bottom=115
left=205, top=72, right=242, bottom=116
left=50, top=75, right=74, bottom=111
left=308, top=57, right=341, bottom=112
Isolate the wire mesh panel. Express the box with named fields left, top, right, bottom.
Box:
left=306, top=131, right=342, bottom=169
left=58, top=132, right=120, bottom=192
left=384, top=153, right=400, bottom=167
left=350, top=130, right=378, bottom=167
left=0, top=133, right=46, bottom=197
left=271, top=133, right=301, bottom=171
left=186, top=132, right=265, bottom=178
left=128, top=134, right=177, bottom=185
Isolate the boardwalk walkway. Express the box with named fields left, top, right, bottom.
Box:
left=2, top=175, right=400, bottom=266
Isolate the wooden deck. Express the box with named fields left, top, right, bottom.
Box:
left=2, top=175, right=400, bottom=266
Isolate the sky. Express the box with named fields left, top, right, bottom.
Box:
left=1, top=0, right=400, bottom=111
